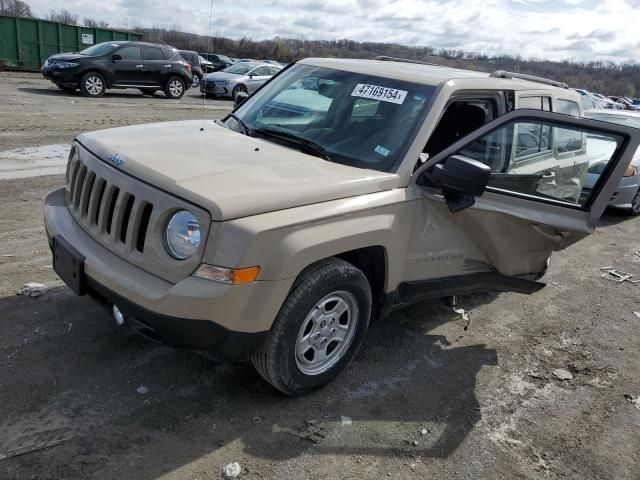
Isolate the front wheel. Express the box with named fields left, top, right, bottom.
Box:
left=165, top=76, right=186, bottom=99
left=252, top=258, right=372, bottom=396
left=80, top=72, right=105, bottom=97
left=232, top=84, right=247, bottom=100
left=191, top=73, right=202, bottom=88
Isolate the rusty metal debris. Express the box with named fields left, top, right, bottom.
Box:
left=600, top=267, right=640, bottom=284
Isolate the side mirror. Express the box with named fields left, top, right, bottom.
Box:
left=234, top=91, right=249, bottom=107
left=423, top=155, right=491, bottom=212
left=111, top=54, right=122, bottom=62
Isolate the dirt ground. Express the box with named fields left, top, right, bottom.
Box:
left=1, top=72, right=640, bottom=480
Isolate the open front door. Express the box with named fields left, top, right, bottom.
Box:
left=402, top=109, right=640, bottom=301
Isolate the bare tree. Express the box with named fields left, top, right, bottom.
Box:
left=47, top=9, right=78, bottom=25
left=83, top=17, right=109, bottom=28
left=0, top=0, right=33, bottom=17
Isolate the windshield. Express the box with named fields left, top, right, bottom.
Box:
left=228, top=64, right=435, bottom=172
left=224, top=63, right=258, bottom=75
left=80, top=42, right=120, bottom=56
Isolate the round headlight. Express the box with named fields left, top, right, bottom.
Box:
left=165, top=210, right=201, bottom=259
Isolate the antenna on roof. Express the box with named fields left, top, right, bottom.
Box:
left=202, top=0, right=214, bottom=122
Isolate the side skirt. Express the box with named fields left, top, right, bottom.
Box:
left=396, top=272, right=545, bottom=304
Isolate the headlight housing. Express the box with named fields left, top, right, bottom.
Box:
left=165, top=210, right=201, bottom=259
left=216, top=80, right=231, bottom=85
left=58, top=61, right=79, bottom=68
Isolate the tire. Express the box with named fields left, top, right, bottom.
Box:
left=56, top=84, right=75, bottom=92
left=139, top=88, right=158, bottom=96
left=232, top=84, right=247, bottom=100
left=79, top=72, right=105, bottom=97
left=191, top=73, right=202, bottom=88
left=628, top=188, right=640, bottom=216
left=252, top=258, right=372, bottom=396
left=165, top=76, right=186, bottom=99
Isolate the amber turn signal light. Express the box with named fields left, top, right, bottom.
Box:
left=194, top=264, right=260, bottom=284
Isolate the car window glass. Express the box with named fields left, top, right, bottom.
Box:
left=234, top=64, right=434, bottom=172
left=162, top=47, right=176, bottom=59
left=143, top=47, right=164, bottom=61
left=518, top=96, right=551, bottom=111
left=555, top=100, right=582, bottom=153
left=116, top=46, right=141, bottom=61
left=268, top=66, right=281, bottom=75
left=252, top=66, right=270, bottom=76
left=448, top=118, right=623, bottom=206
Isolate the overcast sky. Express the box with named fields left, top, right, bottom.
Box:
left=26, top=0, right=640, bottom=63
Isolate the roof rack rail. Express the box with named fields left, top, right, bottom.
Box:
left=490, top=70, right=568, bottom=89
left=374, top=56, right=442, bottom=67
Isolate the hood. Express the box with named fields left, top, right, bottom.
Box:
left=204, top=71, right=243, bottom=82
left=48, top=53, right=86, bottom=62
left=77, top=121, right=399, bottom=220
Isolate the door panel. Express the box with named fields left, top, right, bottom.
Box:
left=406, top=109, right=640, bottom=285
left=111, top=45, right=143, bottom=85
left=142, top=46, right=168, bottom=87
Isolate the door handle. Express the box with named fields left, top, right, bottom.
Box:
left=135, top=64, right=143, bottom=68
left=530, top=224, right=567, bottom=243
left=163, top=64, right=171, bottom=68
left=541, top=171, right=556, bottom=179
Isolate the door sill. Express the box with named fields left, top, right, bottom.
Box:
left=397, top=272, right=545, bottom=303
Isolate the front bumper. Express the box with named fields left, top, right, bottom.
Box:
left=41, top=66, right=79, bottom=85
left=44, top=188, right=292, bottom=361
left=200, top=81, right=232, bottom=96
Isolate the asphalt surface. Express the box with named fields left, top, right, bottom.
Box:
left=1, top=72, right=640, bottom=480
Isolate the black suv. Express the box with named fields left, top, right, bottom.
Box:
left=198, top=53, right=234, bottom=72
left=41, top=41, right=193, bottom=99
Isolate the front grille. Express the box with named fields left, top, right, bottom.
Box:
left=65, top=144, right=210, bottom=284
left=67, top=155, right=154, bottom=255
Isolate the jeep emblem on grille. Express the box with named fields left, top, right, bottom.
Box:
left=107, top=153, right=124, bottom=166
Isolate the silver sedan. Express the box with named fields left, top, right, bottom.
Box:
left=200, top=62, right=282, bottom=100
left=583, top=110, right=640, bottom=215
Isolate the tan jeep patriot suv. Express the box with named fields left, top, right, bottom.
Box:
left=44, top=57, right=640, bottom=395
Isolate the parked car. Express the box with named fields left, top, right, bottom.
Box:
left=200, top=62, right=282, bottom=99
left=198, top=53, right=234, bottom=72
left=571, top=88, right=606, bottom=110
left=583, top=109, right=640, bottom=214
left=177, top=50, right=204, bottom=88
left=41, top=41, right=192, bottom=99
left=45, top=58, right=640, bottom=395
left=198, top=55, right=215, bottom=73
left=608, top=96, right=640, bottom=111
left=591, top=92, right=619, bottom=109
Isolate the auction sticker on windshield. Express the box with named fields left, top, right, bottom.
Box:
left=351, top=84, right=407, bottom=104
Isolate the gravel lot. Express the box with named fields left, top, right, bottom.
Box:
left=1, top=72, right=640, bottom=480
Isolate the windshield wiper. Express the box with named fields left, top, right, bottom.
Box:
left=227, top=113, right=252, bottom=136
left=253, top=128, right=331, bottom=161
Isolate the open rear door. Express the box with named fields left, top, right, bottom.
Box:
left=409, top=109, right=640, bottom=291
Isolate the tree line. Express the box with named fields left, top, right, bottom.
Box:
left=1, top=0, right=639, bottom=96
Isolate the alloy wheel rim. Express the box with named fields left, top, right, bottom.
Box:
left=86, top=76, right=103, bottom=95
left=170, top=80, right=183, bottom=97
left=295, top=291, right=359, bottom=376
left=192, top=76, right=200, bottom=87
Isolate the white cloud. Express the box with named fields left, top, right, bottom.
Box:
left=25, top=0, right=640, bottom=63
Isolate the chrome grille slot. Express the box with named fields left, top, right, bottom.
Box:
left=64, top=146, right=211, bottom=284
